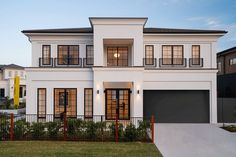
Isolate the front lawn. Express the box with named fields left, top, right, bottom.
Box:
left=0, top=141, right=163, bottom=157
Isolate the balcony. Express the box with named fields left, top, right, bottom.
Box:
left=143, top=58, right=157, bottom=67
left=189, top=58, right=203, bottom=67
left=39, top=58, right=53, bottom=67
left=83, top=58, right=94, bottom=67
left=54, top=58, right=82, bottom=67
left=159, top=58, right=187, bottom=68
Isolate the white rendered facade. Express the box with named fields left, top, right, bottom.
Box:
left=0, top=65, right=26, bottom=101
left=23, top=17, right=226, bottom=123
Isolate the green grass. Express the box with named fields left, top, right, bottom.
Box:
left=0, top=141, right=163, bottom=157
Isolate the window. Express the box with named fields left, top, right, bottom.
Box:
left=162, top=45, right=184, bottom=65
left=42, top=45, right=51, bottom=65
left=37, top=88, right=46, bottom=118
left=14, top=71, right=18, bottom=76
left=192, top=45, right=200, bottom=65
left=86, top=45, right=94, bottom=65
left=84, top=88, right=93, bottom=118
left=217, top=62, right=222, bottom=73
left=107, top=47, right=128, bottom=66
left=54, top=88, right=77, bottom=118
left=58, top=45, right=79, bottom=65
left=8, top=71, right=12, bottom=77
left=0, top=88, right=5, bottom=98
left=145, top=45, right=154, bottom=65
left=20, top=87, right=23, bottom=98
left=230, top=58, right=236, bottom=65
left=20, top=71, right=24, bottom=77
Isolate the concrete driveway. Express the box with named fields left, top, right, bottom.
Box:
left=154, top=124, right=236, bottom=157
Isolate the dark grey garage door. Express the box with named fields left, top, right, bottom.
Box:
left=143, top=90, right=209, bottom=123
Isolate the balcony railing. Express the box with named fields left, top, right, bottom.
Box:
left=83, top=58, right=94, bottom=67
left=54, top=58, right=82, bottom=67
left=159, top=58, right=187, bottom=67
left=39, top=58, right=53, bottom=67
left=189, top=58, right=203, bottom=67
left=143, top=58, right=157, bottom=67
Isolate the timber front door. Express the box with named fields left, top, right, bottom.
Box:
left=105, top=89, right=130, bottom=120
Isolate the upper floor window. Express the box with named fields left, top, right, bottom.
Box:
left=145, top=45, right=154, bottom=65
left=217, top=62, right=222, bottom=73
left=107, top=47, right=128, bottom=67
left=20, top=71, right=24, bottom=77
left=162, top=45, right=183, bottom=65
left=86, top=45, right=94, bottom=65
left=58, top=45, right=79, bottom=65
left=14, top=71, right=18, bottom=76
left=192, top=45, right=200, bottom=65
left=229, top=58, right=236, bottom=65
left=8, top=71, right=12, bottom=77
left=42, top=45, right=51, bottom=65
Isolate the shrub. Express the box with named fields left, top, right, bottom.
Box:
left=137, top=120, right=150, bottom=140
left=47, top=121, right=61, bottom=139
left=109, top=122, right=123, bottom=139
left=30, top=122, right=45, bottom=139
left=96, top=121, right=106, bottom=137
left=124, top=123, right=137, bottom=141
left=67, top=119, right=77, bottom=137
left=14, top=120, right=29, bottom=139
left=0, top=114, right=9, bottom=140
left=85, top=121, right=98, bottom=139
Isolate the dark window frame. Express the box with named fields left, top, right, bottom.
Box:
left=37, top=88, right=46, bottom=119
left=162, top=45, right=184, bottom=65
left=229, top=57, right=236, bottom=65
left=107, top=47, right=129, bottom=67
left=86, top=45, right=94, bottom=65
left=42, top=45, right=51, bottom=65
left=105, top=88, right=130, bottom=120
left=0, top=88, right=5, bottom=98
left=53, top=88, right=77, bottom=118
left=192, top=45, right=201, bottom=65
left=57, top=45, right=80, bottom=65
left=84, top=88, right=93, bottom=119
left=145, top=45, right=154, bottom=65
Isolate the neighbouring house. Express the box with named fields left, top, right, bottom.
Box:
left=217, top=46, right=236, bottom=75
left=217, top=46, right=236, bottom=123
left=22, top=17, right=226, bottom=123
left=217, top=46, right=236, bottom=97
left=0, top=64, right=26, bottom=102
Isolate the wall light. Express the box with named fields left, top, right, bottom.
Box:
left=137, top=90, right=140, bottom=94
left=97, top=90, right=99, bottom=94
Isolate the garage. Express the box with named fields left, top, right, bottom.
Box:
left=143, top=90, right=210, bottom=123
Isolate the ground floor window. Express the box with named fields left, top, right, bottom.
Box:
left=105, top=89, right=130, bottom=120
left=0, top=88, right=5, bottom=98
left=84, top=88, right=93, bottom=119
left=54, top=88, right=77, bottom=118
left=37, top=88, right=46, bottom=118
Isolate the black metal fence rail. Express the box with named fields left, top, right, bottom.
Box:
left=0, top=114, right=154, bottom=142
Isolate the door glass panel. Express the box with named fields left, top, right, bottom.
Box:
left=106, top=89, right=129, bottom=120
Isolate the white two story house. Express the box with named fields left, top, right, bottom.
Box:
left=22, top=17, right=226, bottom=123
left=0, top=64, right=26, bottom=101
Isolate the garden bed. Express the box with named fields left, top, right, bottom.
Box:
left=0, top=114, right=153, bottom=142
left=221, top=125, right=236, bottom=132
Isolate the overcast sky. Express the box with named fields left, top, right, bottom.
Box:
left=0, top=0, right=235, bottom=67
